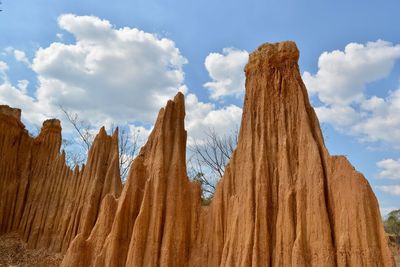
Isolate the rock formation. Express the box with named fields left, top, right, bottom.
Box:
left=0, top=41, right=395, bottom=266
left=0, top=105, right=122, bottom=254
left=188, top=42, right=394, bottom=266
left=61, top=93, right=202, bottom=267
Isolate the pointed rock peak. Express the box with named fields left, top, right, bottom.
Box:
left=173, top=91, right=184, bottom=105
left=153, top=92, right=185, bottom=129
left=246, top=41, right=299, bottom=71
left=99, top=126, right=107, bottom=136
left=167, top=92, right=185, bottom=118
left=138, top=91, right=186, bottom=164
left=90, top=126, right=120, bottom=154
left=90, top=126, right=114, bottom=147
left=161, top=91, right=184, bottom=115
left=163, top=91, right=186, bottom=130
left=112, top=127, right=119, bottom=139
left=0, top=105, right=22, bottom=121
left=90, top=127, right=111, bottom=152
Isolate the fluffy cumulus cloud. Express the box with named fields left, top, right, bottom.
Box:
left=129, top=124, right=152, bottom=145
left=304, top=40, right=400, bottom=201
left=185, top=93, right=242, bottom=144
left=315, top=105, right=361, bottom=128
left=352, top=90, right=400, bottom=144
left=0, top=83, right=48, bottom=124
left=378, top=185, right=400, bottom=196
left=1, top=61, right=10, bottom=82
left=377, top=158, right=400, bottom=179
left=304, top=40, right=400, bottom=105
left=2, top=47, right=31, bottom=66
left=303, top=40, right=400, bottom=147
left=123, top=94, right=243, bottom=146
left=14, top=50, right=30, bottom=66
left=0, top=14, right=187, bottom=127
left=204, top=48, right=248, bottom=100
left=0, top=14, right=244, bottom=148
left=0, top=61, right=8, bottom=73
left=0, top=61, right=46, bottom=123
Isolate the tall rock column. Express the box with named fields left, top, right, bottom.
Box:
left=192, top=41, right=394, bottom=267
left=0, top=105, right=122, bottom=254
left=62, top=93, right=202, bottom=267
left=62, top=41, right=394, bottom=267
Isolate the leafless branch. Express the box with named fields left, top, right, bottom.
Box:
left=59, top=107, right=142, bottom=182
left=59, top=106, right=93, bottom=152
left=187, top=127, right=238, bottom=202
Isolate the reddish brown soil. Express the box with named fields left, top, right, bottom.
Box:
left=0, top=233, right=62, bottom=267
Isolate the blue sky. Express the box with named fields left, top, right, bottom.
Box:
left=1, top=1, right=400, bottom=215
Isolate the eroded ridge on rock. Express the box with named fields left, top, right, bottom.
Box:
left=0, top=105, right=122, bottom=254
left=0, top=41, right=395, bottom=267
left=61, top=92, right=202, bottom=267
left=190, top=41, right=394, bottom=266
left=62, top=41, right=394, bottom=267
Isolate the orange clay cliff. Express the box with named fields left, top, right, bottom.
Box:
left=0, top=41, right=395, bottom=266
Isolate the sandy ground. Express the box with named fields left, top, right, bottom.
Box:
left=0, top=233, right=62, bottom=267
left=0, top=231, right=399, bottom=266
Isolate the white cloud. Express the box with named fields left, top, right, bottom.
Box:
left=17, top=80, right=29, bottom=94
left=1, top=63, right=42, bottom=123
left=129, top=125, right=152, bottom=145
left=304, top=40, right=400, bottom=106
left=204, top=48, right=248, bottom=100
left=2, top=47, right=31, bottom=66
left=377, top=158, right=400, bottom=179
left=13, top=49, right=30, bottom=66
left=0, top=80, right=47, bottom=124
left=303, top=40, right=400, bottom=148
left=0, top=14, right=243, bottom=150
left=0, top=61, right=8, bottom=73
left=379, top=185, right=400, bottom=196
left=304, top=40, right=400, bottom=201
left=185, top=93, right=242, bottom=144
left=352, top=90, right=400, bottom=144
left=314, top=105, right=361, bottom=128
left=0, top=14, right=188, bottom=129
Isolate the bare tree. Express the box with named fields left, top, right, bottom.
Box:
left=60, top=107, right=93, bottom=152
left=60, top=106, right=237, bottom=191
left=60, top=107, right=142, bottom=182
left=60, top=107, right=95, bottom=167
left=111, top=125, right=142, bottom=181
left=61, top=138, right=87, bottom=167
left=188, top=127, right=238, bottom=204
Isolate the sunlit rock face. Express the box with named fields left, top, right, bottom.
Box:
left=0, top=41, right=395, bottom=266
left=188, top=41, right=394, bottom=267
left=0, top=105, right=122, bottom=253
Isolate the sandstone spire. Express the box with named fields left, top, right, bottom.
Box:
left=0, top=41, right=395, bottom=266
left=62, top=93, right=202, bottom=266
left=0, top=105, right=122, bottom=253
left=190, top=41, right=394, bottom=266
